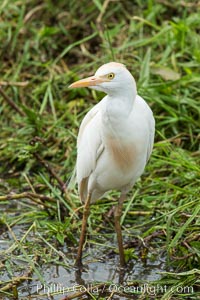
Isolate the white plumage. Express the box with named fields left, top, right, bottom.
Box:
left=71, top=62, right=155, bottom=202
left=69, top=62, right=155, bottom=266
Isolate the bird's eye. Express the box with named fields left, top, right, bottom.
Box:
left=107, top=73, right=115, bottom=80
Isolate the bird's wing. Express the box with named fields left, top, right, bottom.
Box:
left=135, top=95, right=155, bottom=163
left=77, top=102, right=100, bottom=147
left=146, top=112, right=155, bottom=162
left=76, top=100, right=105, bottom=202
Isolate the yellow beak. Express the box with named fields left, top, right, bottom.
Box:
left=69, top=75, right=105, bottom=88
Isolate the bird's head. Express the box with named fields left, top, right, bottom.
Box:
left=69, top=62, right=137, bottom=96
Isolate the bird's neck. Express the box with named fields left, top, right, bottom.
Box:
left=101, top=91, right=136, bottom=142
left=106, top=88, right=136, bottom=119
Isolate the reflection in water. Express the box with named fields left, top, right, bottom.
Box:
left=1, top=223, right=166, bottom=299
left=17, top=252, right=165, bottom=299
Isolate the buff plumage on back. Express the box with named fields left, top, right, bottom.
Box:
left=69, top=62, right=155, bottom=267
left=69, top=62, right=155, bottom=205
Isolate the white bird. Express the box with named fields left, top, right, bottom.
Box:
left=69, top=62, right=155, bottom=267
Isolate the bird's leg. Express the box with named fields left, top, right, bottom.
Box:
left=114, top=193, right=126, bottom=267
left=75, top=192, right=91, bottom=267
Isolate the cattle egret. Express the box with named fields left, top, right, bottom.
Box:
left=69, top=62, right=155, bottom=267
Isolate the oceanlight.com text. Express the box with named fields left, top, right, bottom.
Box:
left=36, top=283, right=194, bottom=297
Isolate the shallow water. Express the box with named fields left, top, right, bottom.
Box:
left=15, top=256, right=166, bottom=300
left=0, top=202, right=167, bottom=300
left=0, top=225, right=166, bottom=300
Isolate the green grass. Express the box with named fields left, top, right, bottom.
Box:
left=0, top=0, right=200, bottom=299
